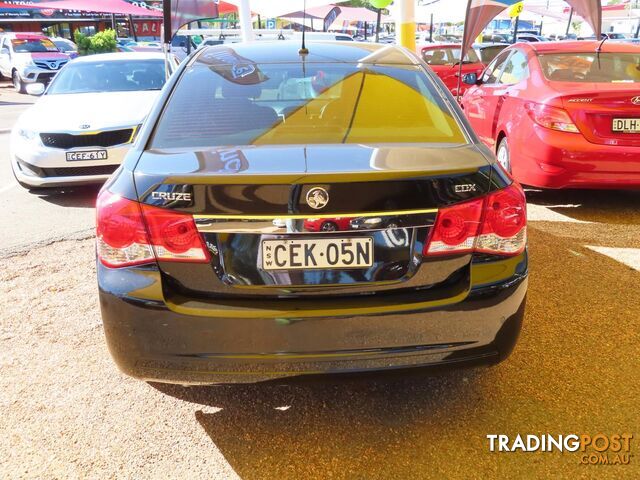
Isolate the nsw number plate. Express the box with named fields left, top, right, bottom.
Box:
left=261, top=237, right=373, bottom=271
left=612, top=118, right=640, bottom=133
left=66, top=150, right=108, bottom=161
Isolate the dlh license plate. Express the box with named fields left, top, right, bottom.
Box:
left=66, top=150, right=108, bottom=161
left=612, top=118, right=640, bottom=133
left=261, top=237, right=373, bottom=271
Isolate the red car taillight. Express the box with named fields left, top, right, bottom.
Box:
left=425, top=183, right=527, bottom=257
left=425, top=197, right=484, bottom=255
left=96, top=190, right=209, bottom=268
left=524, top=102, right=579, bottom=133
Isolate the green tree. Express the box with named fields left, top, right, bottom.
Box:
left=74, top=29, right=118, bottom=56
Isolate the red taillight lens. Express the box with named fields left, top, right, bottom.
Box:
left=141, top=204, right=209, bottom=262
left=424, top=183, right=527, bottom=257
left=96, top=190, right=154, bottom=267
left=96, top=190, right=209, bottom=268
left=476, top=184, right=527, bottom=255
left=425, top=198, right=483, bottom=255
left=524, top=102, right=579, bottom=133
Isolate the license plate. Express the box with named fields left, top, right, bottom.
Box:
left=261, top=237, right=373, bottom=271
left=612, top=118, right=640, bottom=133
left=66, top=150, right=108, bottom=161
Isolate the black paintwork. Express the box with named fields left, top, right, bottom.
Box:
left=97, top=41, right=527, bottom=384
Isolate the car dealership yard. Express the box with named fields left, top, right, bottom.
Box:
left=1, top=81, right=639, bottom=479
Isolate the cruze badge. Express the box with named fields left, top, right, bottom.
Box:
left=306, top=187, right=329, bottom=210
left=79, top=124, right=91, bottom=130
left=631, top=96, right=640, bottom=106
left=151, top=191, right=192, bottom=202
left=454, top=184, right=478, bottom=193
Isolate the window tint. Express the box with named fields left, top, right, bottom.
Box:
left=47, top=59, right=167, bottom=94
left=422, top=47, right=480, bottom=66
left=151, top=55, right=467, bottom=148
left=538, top=53, right=640, bottom=83
left=499, top=50, right=529, bottom=85
left=481, top=50, right=511, bottom=84
left=477, top=45, right=507, bottom=64
left=11, top=38, right=58, bottom=53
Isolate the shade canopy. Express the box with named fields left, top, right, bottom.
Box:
left=461, top=0, right=603, bottom=58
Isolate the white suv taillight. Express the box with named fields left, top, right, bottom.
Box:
left=425, top=183, right=527, bottom=257
left=96, top=190, right=209, bottom=268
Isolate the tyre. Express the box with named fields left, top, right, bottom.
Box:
left=320, top=221, right=338, bottom=232
left=12, top=70, right=26, bottom=94
left=496, top=137, right=512, bottom=174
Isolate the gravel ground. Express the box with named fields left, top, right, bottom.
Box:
left=1, top=190, right=639, bottom=479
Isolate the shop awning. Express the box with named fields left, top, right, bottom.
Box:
left=0, top=0, right=162, bottom=17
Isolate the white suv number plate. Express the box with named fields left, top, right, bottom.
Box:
left=261, top=238, right=373, bottom=271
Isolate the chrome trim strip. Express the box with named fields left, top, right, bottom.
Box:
left=194, top=209, right=438, bottom=234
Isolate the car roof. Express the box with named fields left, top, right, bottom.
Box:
left=71, top=51, right=168, bottom=63
left=195, top=41, right=418, bottom=65
left=524, top=40, right=640, bottom=53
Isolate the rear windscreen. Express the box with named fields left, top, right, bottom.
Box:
left=151, top=53, right=466, bottom=149
left=538, top=52, right=640, bottom=83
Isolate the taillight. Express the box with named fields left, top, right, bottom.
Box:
left=476, top=184, right=527, bottom=255
left=96, top=190, right=209, bottom=268
left=96, top=190, right=154, bottom=267
left=425, top=198, right=483, bottom=255
left=425, top=183, right=527, bottom=257
left=141, top=204, right=209, bottom=262
left=525, top=102, right=579, bottom=133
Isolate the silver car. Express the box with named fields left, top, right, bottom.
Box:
left=10, top=52, right=174, bottom=190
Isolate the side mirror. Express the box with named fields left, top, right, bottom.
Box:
left=462, top=73, right=479, bottom=85
left=0, top=46, right=9, bottom=55
left=179, top=41, right=186, bottom=47
left=26, top=83, right=45, bottom=96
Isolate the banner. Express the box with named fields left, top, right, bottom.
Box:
left=163, top=0, right=220, bottom=42
left=323, top=6, right=341, bottom=32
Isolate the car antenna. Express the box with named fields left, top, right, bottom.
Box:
left=596, top=35, right=607, bottom=69
left=299, top=0, right=309, bottom=55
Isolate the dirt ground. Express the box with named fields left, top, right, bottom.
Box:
left=1, top=188, right=639, bottom=479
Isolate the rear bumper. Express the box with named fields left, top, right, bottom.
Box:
left=98, top=256, right=528, bottom=385
left=513, top=124, right=640, bottom=189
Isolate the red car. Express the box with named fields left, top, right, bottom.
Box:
left=461, top=41, right=640, bottom=189
left=303, top=217, right=353, bottom=232
left=420, top=44, right=485, bottom=96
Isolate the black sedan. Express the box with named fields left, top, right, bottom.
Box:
left=96, top=41, right=528, bottom=384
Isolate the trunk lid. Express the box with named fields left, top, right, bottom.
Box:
left=557, top=85, right=640, bottom=147
left=134, top=144, right=492, bottom=298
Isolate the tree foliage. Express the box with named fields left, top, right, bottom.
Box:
left=74, top=29, right=118, bottom=56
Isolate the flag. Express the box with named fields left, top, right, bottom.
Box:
left=163, top=0, right=220, bottom=43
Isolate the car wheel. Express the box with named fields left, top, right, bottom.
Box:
left=496, top=137, right=512, bottom=174
left=12, top=70, right=26, bottom=94
left=321, top=221, right=338, bottom=232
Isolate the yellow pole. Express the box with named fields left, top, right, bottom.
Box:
left=396, top=0, right=416, bottom=52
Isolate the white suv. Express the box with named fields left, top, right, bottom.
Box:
left=0, top=33, right=70, bottom=93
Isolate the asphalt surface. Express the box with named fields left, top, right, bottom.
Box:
left=1, top=81, right=639, bottom=479
left=0, top=84, right=97, bottom=254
